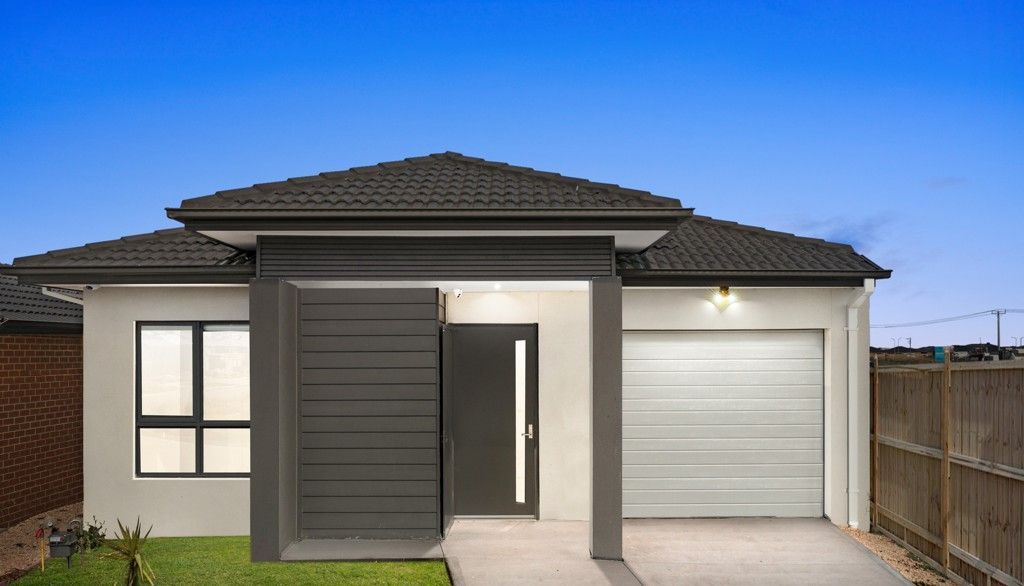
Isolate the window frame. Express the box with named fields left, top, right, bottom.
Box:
left=135, top=321, right=250, bottom=478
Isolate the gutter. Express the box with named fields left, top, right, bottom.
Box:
left=847, top=278, right=875, bottom=530
left=41, top=287, right=84, bottom=306
left=6, top=265, right=256, bottom=286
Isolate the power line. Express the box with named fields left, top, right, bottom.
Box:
left=871, top=309, right=1024, bottom=329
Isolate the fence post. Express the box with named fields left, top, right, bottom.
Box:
left=871, top=354, right=880, bottom=529
left=940, top=347, right=952, bottom=569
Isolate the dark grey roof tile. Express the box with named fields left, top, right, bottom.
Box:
left=12, top=229, right=253, bottom=268
left=0, top=274, right=82, bottom=325
left=175, top=152, right=682, bottom=211
left=617, top=215, right=887, bottom=275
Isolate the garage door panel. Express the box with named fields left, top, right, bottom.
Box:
left=624, top=385, right=822, bottom=400
left=626, top=330, right=818, bottom=342
left=623, top=330, right=824, bottom=518
left=625, top=463, right=823, bottom=478
left=624, top=476, right=823, bottom=491
left=624, top=450, right=822, bottom=465
left=624, top=345, right=822, bottom=360
left=623, top=358, right=823, bottom=372
left=624, top=424, right=823, bottom=439
left=622, top=489, right=823, bottom=505
left=625, top=371, right=823, bottom=386
left=623, top=398, right=822, bottom=412
left=625, top=410, right=822, bottom=426
left=624, top=437, right=822, bottom=451
left=623, top=503, right=823, bottom=518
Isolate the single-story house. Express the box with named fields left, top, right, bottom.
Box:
left=5, top=152, right=890, bottom=561
left=0, top=273, right=83, bottom=528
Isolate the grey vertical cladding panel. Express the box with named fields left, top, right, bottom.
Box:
left=298, top=288, right=440, bottom=538
left=258, top=236, right=614, bottom=279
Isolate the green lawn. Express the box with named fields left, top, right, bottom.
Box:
left=16, top=536, right=450, bottom=585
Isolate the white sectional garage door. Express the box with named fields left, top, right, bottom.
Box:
left=623, top=330, right=824, bottom=518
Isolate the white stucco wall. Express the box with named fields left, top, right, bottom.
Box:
left=83, top=283, right=869, bottom=534
left=446, top=291, right=592, bottom=521
left=622, top=287, right=871, bottom=527
left=83, top=286, right=250, bottom=537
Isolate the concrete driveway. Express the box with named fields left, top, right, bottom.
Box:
left=443, top=519, right=639, bottom=585
left=624, top=518, right=908, bottom=585
left=443, top=518, right=907, bottom=585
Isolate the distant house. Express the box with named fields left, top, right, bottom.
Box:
left=0, top=273, right=83, bottom=528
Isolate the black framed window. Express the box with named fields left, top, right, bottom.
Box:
left=136, top=322, right=250, bottom=477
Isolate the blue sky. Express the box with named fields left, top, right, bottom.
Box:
left=2, top=1, right=1021, bottom=345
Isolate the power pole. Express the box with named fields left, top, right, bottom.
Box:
left=993, top=309, right=1006, bottom=351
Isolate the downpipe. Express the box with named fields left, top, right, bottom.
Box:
left=846, top=278, right=874, bottom=530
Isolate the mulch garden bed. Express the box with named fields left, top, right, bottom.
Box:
left=0, top=502, right=82, bottom=585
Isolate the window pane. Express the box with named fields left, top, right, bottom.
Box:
left=203, top=325, right=250, bottom=421
left=203, top=428, right=250, bottom=473
left=140, top=325, right=193, bottom=416
left=139, top=428, right=195, bottom=473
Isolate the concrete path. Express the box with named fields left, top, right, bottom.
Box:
left=442, top=519, right=640, bottom=585
left=623, top=518, right=909, bottom=585
left=280, top=538, right=443, bottom=561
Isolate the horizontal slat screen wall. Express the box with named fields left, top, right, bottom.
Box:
left=299, top=288, right=442, bottom=539
left=258, top=236, right=614, bottom=279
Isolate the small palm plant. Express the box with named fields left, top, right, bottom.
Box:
left=101, top=518, right=156, bottom=585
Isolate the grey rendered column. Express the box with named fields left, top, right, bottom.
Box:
left=249, top=279, right=298, bottom=561
left=589, top=276, right=623, bottom=560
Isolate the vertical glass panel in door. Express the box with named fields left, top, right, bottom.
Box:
left=515, top=339, right=526, bottom=503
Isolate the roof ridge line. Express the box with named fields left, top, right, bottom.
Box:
left=189, top=152, right=682, bottom=208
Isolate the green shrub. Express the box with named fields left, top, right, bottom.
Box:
left=73, top=516, right=107, bottom=553
left=100, top=518, right=155, bottom=586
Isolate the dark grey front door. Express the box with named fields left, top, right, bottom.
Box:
left=449, top=324, right=538, bottom=516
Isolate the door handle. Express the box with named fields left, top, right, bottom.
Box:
left=521, top=424, right=534, bottom=439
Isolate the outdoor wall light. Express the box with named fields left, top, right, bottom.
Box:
left=711, top=285, right=737, bottom=309
left=493, top=283, right=502, bottom=290
left=453, top=288, right=463, bottom=299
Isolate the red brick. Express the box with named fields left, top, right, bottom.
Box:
left=0, top=333, right=82, bottom=527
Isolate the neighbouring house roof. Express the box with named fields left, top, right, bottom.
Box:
left=0, top=273, right=83, bottom=333
left=7, top=229, right=255, bottom=285
left=616, top=215, right=890, bottom=285
left=168, top=152, right=685, bottom=215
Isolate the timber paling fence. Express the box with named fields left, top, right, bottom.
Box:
left=871, top=357, right=1023, bottom=586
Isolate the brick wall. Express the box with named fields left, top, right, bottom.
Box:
left=0, top=334, right=83, bottom=528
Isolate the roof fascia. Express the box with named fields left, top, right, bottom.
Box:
left=621, top=271, right=891, bottom=288
left=176, top=215, right=685, bottom=234
left=0, top=321, right=83, bottom=334
left=5, top=266, right=255, bottom=286
left=166, top=208, right=692, bottom=222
